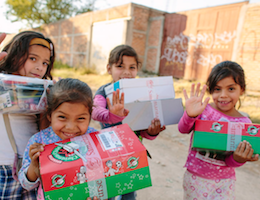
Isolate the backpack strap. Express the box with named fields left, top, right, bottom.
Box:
left=3, top=113, right=18, bottom=154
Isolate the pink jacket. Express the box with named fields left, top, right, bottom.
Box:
left=178, top=104, right=251, bottom=180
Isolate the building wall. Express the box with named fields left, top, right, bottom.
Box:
left=159, top=13, right=188, bottom=78
left=33, top=3, right=165, bottom=75
left=159, top=2, right=247, bottom=81
left=233, top=3, right=260, bottom=91
left=158, top=1, right=260, bottom=91
left=90, top=18, right=130, bottom=73
left=130, top=5, right=165, bottom=72
left=35, top=4, right=131, bottom=72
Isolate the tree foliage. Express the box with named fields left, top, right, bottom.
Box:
left=5, top=0, right=95, bottom=28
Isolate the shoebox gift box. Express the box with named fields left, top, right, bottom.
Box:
left=104, top=76, right=175, bottom=104
left=39, top=124, right=152, bottom=200
left=123, top=98, right=184, bottom=131
left=192, top=120, right=260, bottom=154
left=0, top=73, right=53, bottom=114
left=105, top=76, right=182, bottom=131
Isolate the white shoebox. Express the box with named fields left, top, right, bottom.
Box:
left=122, top=98, right=184, bottom=131
left=105, top=76, right=175, bottom=104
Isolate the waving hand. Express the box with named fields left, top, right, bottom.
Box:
left=106, top=89, right=129, bottom=117
left=183, top=83, right=210, bottom=118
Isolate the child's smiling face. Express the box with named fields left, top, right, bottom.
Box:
left=107, top=55, right=138, bottom=83
left=18, top=45, right=50, bottom=78
left=49, top=102, right=90, bottom=140
left=211, top=76, right=244, bottom=116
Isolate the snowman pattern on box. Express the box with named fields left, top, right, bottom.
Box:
left=104, top=160, right=122, bottom=176
left=77, top=166, right=88, bottom=184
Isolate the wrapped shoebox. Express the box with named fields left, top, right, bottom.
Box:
left=192, top=120, right=260, bottom=154
left=39, top=124, right=152, bottom=200
left=0, top=74, right=53, bottom=114
left=105, top=76, right=175, bottom=104
left=123, top=98, right=184, bottom=131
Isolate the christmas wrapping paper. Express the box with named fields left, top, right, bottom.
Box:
left=39, top=124, right=152, bottom=200
left=192, top=120, right=260, bottom=154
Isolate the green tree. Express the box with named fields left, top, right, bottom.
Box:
left=5, top=0, right=95, bottom=28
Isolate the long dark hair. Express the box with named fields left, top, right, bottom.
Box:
left=0, top=31, right=55, bottom=80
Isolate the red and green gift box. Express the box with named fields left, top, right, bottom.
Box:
left=39, top=124, right=152, bottom=200
left=192, top=120, right=260, bottom=154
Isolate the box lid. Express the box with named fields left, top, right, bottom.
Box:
left=0, top=73, right=53, bottom=90
left=193, top=120, right=260, bottom=153
left=104, top=76, right=174, bottom=95
left=195, top=119, right=260, bottom=137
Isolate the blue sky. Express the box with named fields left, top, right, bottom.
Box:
left=1, top=0, right=258, bottom=34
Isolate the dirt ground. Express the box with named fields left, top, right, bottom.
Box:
left=90, top=120, right=260, bottom=200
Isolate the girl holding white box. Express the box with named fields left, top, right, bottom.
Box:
left=92, top=45, right=166, bottom=200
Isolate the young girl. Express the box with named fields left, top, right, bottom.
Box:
left=0, top=31, right=55, bottom=199
left=92, top=45, right=165, bottom=200
left=18, top=78, right=97, bottom=199
left=178, top=61, right=259, bottom=199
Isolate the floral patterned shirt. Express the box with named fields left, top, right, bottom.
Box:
left=18, top=126, right=96, bottom=194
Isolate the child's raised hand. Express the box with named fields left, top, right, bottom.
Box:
left=147, top=118, right=166, bottom=136
left=0, top=33, right=7, bottom=61
left=106, top=89, right=129, bottom=117
left=27, top=143, right=45, bottom=181
left=29, top=143, right=44, bottom=167
left=233, top=140, right=259, bottom=163
left=183, top=83, right=210, bottom=118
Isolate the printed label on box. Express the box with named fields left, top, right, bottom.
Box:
left=226, top=122, right=244, bottom=151
left=97, top=131, right=123, bottom=150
